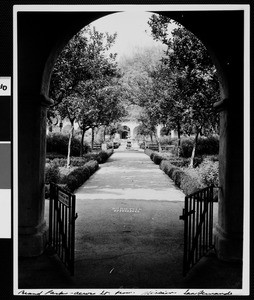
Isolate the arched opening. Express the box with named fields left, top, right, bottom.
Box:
left=16, top=7, right=245, bottom=290
left=121, top=126, right=130, bottom=139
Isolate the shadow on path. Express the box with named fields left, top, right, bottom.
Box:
left=19, top=151, right=241, bottom=290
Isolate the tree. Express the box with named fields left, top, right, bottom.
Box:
left=148, top=15, right=220, bottom=165
left=49, top=25, right=124, bottom=164
left=76, top=76, right=127, bottom=151
left=119, top=46, right=167, bottom=150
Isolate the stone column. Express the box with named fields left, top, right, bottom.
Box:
left=214, top=98, right=243, bottom=261
left=18, top=94, right=53, bottom=257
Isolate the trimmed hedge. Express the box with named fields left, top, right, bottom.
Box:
left=65, top=160, right=99, bottom=192
left=45, top=150, right=113, bottom=197
left=46, top=150, right=114, bottom=167
left=45, top=160, right=99, bottom=197
left=145, top=149, right=203, bottom=168
left=160, top=160, right=205, bottom=195
left=176, top=136, right=219, bottom=158
left=47, top=157, right=90, bottom=167
left=46, top=133, right=91, bottom=156
left=198, top=159, right=219, bottom=187
left=144, top=148, right=153, bottom=157
left=83, top=149, right=114, bottom=164
left=45, top=163, right=61, bottom=184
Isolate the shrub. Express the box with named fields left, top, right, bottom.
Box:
left=160, top=160, right=173, bottom=176
left=179, top=138, right=194, bottom=158
left=46, top=153, right=66, bottom=160
left=83, top=150, right=113, bottom=164
left=171, top=169, right=186, bottom=187
left=46, top=133, right=91, bottom=156
left=65, top=160, right=99, bottom=192
left=45, top=163, right=60, bottom=184
left=179, top=136, right=219, bottom=158
left=150, top=152, right=155, bottom=161
left=144, top=149, right=153, bottom=157
left=159, top=160, right=205, bottom=195
left=97, top=151, right=110, bottom=164
left=139, top=142, right=145, bottom=149
left=85, top=160, right=99, bottom=174
left=198, top=159, right=219, bottom=187
left=158, top=136, right=172, bottom=145
left=153, top=153, right=163, bottom=165
left=181, top=168, right=205, bottom=195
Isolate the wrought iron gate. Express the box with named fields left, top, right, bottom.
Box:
left=180, top=186, right=215, bottom=276
left=49, top=182, right=77, bottom=275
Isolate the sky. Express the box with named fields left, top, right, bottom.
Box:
left=88, top=11, right=176, bottom=60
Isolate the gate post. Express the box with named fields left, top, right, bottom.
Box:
left=18, top=94, right=52, bottom=256
left=214, top=97, right=243, bottom=262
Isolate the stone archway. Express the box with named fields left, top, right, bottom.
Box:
left=16, top=8, right=244, bottom=263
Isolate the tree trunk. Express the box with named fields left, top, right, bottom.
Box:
left=91, top=127, right=95, bottom=150
left=189, top=129, right=200, bottom=168
left=66, top=123, right=74, bottom=168
left=154, top=132, right=162, bottom=152
left=177, top=121, right=181, bottom=157
left=80, top=126, right=85, bottom=157
left=104, top=125, right=106, bottom=142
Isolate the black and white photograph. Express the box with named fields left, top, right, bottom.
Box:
left=0, top=1, right=251, bottom=297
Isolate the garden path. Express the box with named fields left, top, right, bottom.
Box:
left=20, top=150, right=239, bottom=291
left=73, top=150, right=186, bottom=288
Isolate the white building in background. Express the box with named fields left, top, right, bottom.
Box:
left=47, top=116, right=177, bottom=141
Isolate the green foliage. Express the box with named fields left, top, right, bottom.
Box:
left=46, top=153, right=66, bottom=160
left=65, top=160, right=99, bottom=192
left=46, top=133, right=90, bottom=156
left=159, top=160, right=205, bottom=195
left=49, top=25, right=127, bottom=160
left=158, top=136, right=175, bottom=145
left=144, top=149, right=153, bottom=157
left=182, top=168, right=205, bottom=194
left=83, top=149, right=113, bottom=164
left=45, top=163, right=61, bottom=184
left=198, top=159, right=219, bottom=187
left=47, top=157, right=91, bottom=167
left=147, top=15, right=220, bottom=162
left=179, top=136, right=219, bottom=158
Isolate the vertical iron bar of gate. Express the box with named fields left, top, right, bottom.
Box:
left=196, top=194, right=199, bottom=262
left=61, top=201, right=63, bottom=260
left=199, top=191, right=202, bottom=257
left=69, top=194, right=76, bottom=275
left=188, top=196, right=192, bottom=269
left=49, top=183, right=53, bottom=245
left=202, top=190, right=206, bottom=255
left=192, top=195, right=196, bottom=265
left=64, top=203, right=67, bottom=264
left=206, top=189, right=209, bottom=251
left=183, top=196, right=188, bottom=276
left=209, top=187, right=214, bottom=247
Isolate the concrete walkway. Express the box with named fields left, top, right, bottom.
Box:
left=73, top=151, right=185, bottom=288
left=19, top=150, right=242, bottom=290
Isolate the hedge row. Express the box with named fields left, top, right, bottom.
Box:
left=174, top=136, right=219, bottom=158
left=145, top=149, right=203, bottom=168
left=145, top=148, right=218, bottom=195
left=46, top=150, right=114, bottom=167
left=160, top=160, right=205, bottom=195
left=45, top=160, right=99, bottom=197
left=46, top=133, right=91, bottom=156
left=64, top=160, right=99, bottom=192
left=83, top=149, right=114, bottom=164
